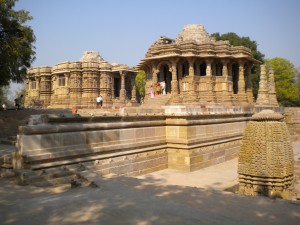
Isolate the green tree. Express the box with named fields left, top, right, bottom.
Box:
left=266, top=58, right=300, bottom=106
left=0, top=0, right=36, bottom=86
left=211, top=32, right=264, bottom=99
left=0, top=86, right=9, bottom=105
left=135, top=70, right=146, bottom=101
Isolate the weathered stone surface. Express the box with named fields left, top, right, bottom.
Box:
left=238, top=110, right=294, bottom=199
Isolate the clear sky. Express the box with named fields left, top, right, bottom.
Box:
left=14, top=0, right=300, bottom=68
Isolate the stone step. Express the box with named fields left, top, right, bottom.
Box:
left=0, top=139, right=16, bottom=145
left=77, top=170, right=104, bottom=187
left=15, top=169, right=76, bottom=186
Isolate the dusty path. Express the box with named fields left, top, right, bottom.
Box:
left=0, top=142, right=299, bottom=225
left=1, top=165, right=300, bottom=224
left=0, top=176, right=299, bottom=225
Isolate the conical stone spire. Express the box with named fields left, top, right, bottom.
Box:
left=256, top=65, right=269, bottom=106
left=268, top=68, right=279, bottom=106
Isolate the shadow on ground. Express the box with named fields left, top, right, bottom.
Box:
left=0, top=174, right=299, bottom=225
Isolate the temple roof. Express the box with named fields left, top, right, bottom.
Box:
left=175, top=24, right=213, bottom=44
left=137, top=24, right=260, bottom=69
left=80, top=51, right=105, bottom=63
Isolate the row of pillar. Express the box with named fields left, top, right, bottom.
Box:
left=150, top=58, right=253, bottom=97
left=26, top=70, right=137, bottom=107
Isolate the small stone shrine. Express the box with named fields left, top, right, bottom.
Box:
left=238, top=110, right=294, bottom=199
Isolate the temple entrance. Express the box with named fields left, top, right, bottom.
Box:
left=114, top=77, right=120, bottom=97
left=232, top=63, right=239, bottom=94
left=159, top=65, right=172, bottom=94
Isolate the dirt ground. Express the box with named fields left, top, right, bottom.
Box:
left=1, top=162, right=300, bottom=225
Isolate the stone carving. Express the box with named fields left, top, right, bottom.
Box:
left=80, top=51, right=104, bottom=63
left=139, top=24, right=260, bottom=105
left=238, top=110, right=294, bottom=199
left=176, top=24, right=213, bottom=44
left=256, top=65, right=270, bottom=106
left=268, top=68, right=279, bottom=106
left=25, top=51, right=136, bottom=108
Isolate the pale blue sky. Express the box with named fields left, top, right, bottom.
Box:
left=15, top=0, right=300, bottom=68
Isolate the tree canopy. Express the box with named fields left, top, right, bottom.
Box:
left=0, top=0, right=36, bottom=87
left=135, top=70, right=146, bottom=100
left=211, top=32, right=264, bottom=99
left=266, top=58, right=300, bottom=106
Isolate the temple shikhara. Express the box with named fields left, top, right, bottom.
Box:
left=25, top=24, right=277, bottom=108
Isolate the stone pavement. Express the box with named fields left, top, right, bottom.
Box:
left=0, top=143, right=15, bottom=155
left=0, top=143, right=300, bottom=225
left=136, top=142, right=300, bottom=191
left=0, top=142, right=299, bottom=189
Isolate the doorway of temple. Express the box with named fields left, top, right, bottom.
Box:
left=114, top=77, right=120, bottom=97
left=160, top=65, right=171, bottom=94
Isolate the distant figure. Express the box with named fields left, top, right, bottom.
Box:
left=155, top=82, right=161, bottom=95
left=15, top=94, right=23, bottom=110
left=96, top=95, right=103, bottom=108
left=150, top=85, right=155, bottom=99
left=160, top=81, right=166, bottom=95
left=2, top=103, right=7, bottom=110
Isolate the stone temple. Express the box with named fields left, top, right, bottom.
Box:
left=25, top=24, right=266, bottom=108
left=10, top=24, right=291, bottom=188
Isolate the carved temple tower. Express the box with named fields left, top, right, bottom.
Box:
left=137, top=24, right=260, bottom=106
left=25, top=51, right=137, bottom=108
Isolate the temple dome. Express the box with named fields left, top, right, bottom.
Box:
left=175, top=24, right=212, bottom=44
left=80, top=51, right=104, bottom=63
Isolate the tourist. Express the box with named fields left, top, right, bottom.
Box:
left=2, top=103, right=7, bottom=110
left=96, top=95, right=103, bottom=108
left=155, top=82, right=161, bottom=95
left=15, top=94, right=23, bottom=110
left=150, top=85, right=155, bottom=98
left=160, top=81, right=166, bottom=95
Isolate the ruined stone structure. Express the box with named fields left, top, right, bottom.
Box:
left=138, top=24, right=260, bottom=106
left=25, top=24, right=262, bottom=108
left=16, top=24, right=284, bottom=186
left=25, top=51, right=137, bottom=109
left=256, top=65, right=279, bottom=107
left=238, top=110, right=294, bottom=199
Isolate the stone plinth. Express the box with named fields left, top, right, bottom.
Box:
left=12, top=110, right=252, bottom=185
left=238, top=110, right=294, bottom=199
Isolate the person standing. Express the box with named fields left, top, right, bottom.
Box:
left=14, top=94, right=23, bottom=110
left=96, top=95, right=103, bottom=108
left=161, top=81, right=166, bottom=95
left=150, top=85, right=155, bottom=99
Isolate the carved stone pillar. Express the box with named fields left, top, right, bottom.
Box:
left=238, top=62, right=245, bottom=94
left=188, top=58, right=195, bottom=76
left=152, top=67, right=159, bottom=84
left=222, top=60, right=229, bottom=77
left=246, top=64, right=254, bottom=105
left=120, top=70, right=126, bottom=101
left=171, top=62, right=178, bottom=96
left=111, top=75, right=115, bottom=98
left=219, top=59, right=232, bottom=105
left=206, top=60, right=212, bottom=76
left=99, top=71, right=112, bottom=107
left=177, top=63, right=183, bottom=94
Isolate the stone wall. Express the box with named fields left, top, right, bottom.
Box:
left=13, top=111, right=251, bottom=177
left=284, top=107, right=300, bottom=141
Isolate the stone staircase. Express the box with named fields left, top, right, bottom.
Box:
left=142, top=94, right=172, bottom=108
